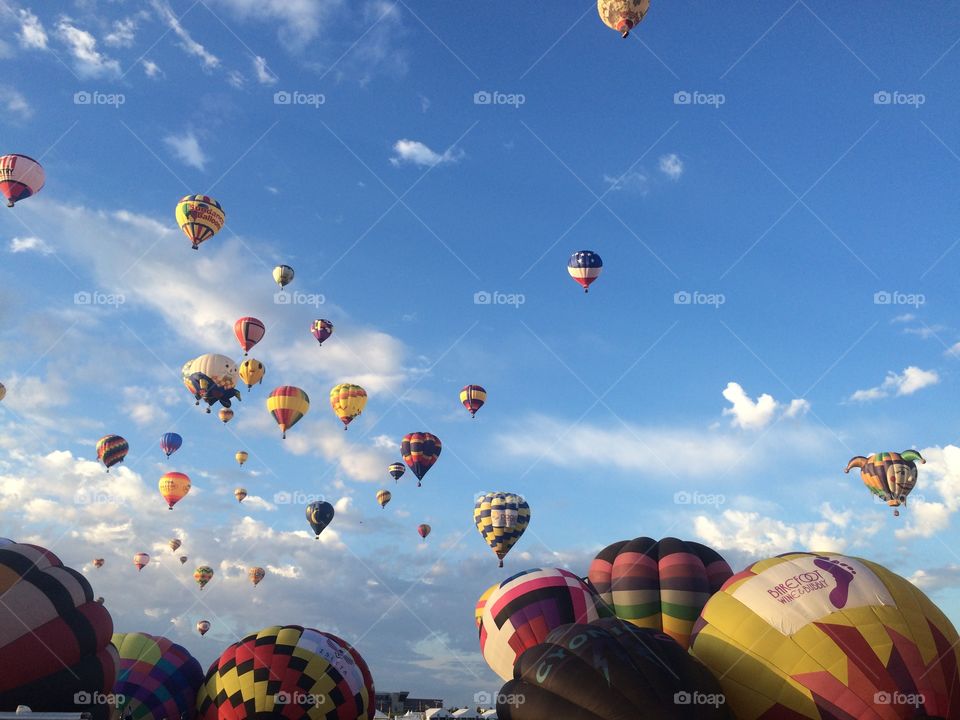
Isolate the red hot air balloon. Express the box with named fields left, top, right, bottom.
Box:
left=234, top=317, right=266, bottom=356
left=0, top=154, right=45, bottom=207
left=402, top=432, right=441, bottom=487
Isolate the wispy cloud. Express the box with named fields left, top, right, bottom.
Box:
left=253, top=55, right=277, bottom=84
left=17, top=9, right=47, bottom=49
left=163, top=129, right=209, bottom=171
left=55, top=17, right=120, bottom=77
left=603, top=170, right=649, bottom=194
left=659, top=152, right=684, bottom=180
left=104, top=17, right=137, bottom=48
left=8, top=236, right=51, bottom=254
left=849, top=366, right=939, bottom=402
left=151, top=0, right=220, bottom=70
left=390, top=139, right=463, bottom=168
left=142, top=59, right=162, bottom=78
left=0, top=85, right=32, bottom=120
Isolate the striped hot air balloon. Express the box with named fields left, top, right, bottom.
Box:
left=234, top=316, right=266, bottom=356
left=248, top=567, right=265, bottom=587
left=272, top=264, right=294, bottom=288
left=845, top=450, right=924, bottom=517
left=133, top=552, right=150, bottom=571
left=0, top=154, right=44, bottom=207
left=330, top=383, right=367, bottom=429
left=567, top=250, right=603, bottom=293
left=474, top=492, right=531, bottom=567
left=194, top=566, right=214, bottom=590
left=475, top=582, right=497, bottom=630
left=311, top=319, right=334, bottom=346
left=112, top=632, right=204, bottom=720
left=96, top=434, right=128, bottom=472
left=158, top=472, right=191, bottom=510
left=168, top=538, right=181, bottom=553
left=176, top=195, right=224, bottom=250
left=388, top=462, right=405, bottom=483
left=267, top=386, right=310, bottom=439
left=159, top=432, right=182, bottom=457
left=460, top=384, right=487, bottom=418
left=376, top=490, right=392, bottom=509
left=401, top=432, right=442, bottom=487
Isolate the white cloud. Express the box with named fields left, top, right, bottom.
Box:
left=603, top=170, right=648, bottom=194
left=207, top=0, right=335, bottom=46
left=659, top=153, right=683, bottom=180
left=17, top=9, right=47, bottom=49
left=721, top=382, right=808, bottom=430
left=850, top=366, right=939, bottom=402
left=163, top=130, right=208, bottom=171
left=142, top=59, right=162, bottom=78
left=894, top=445, right=960, bottom=539
left=390, top=139, right=463, bottom=168
left=8, top=236, right=50, bottom=254
left=151, top=0, right=220, bottom=70
left=892, top=313, right=916, bottom=324
left=909, top=565, right=960, bottom=593
left=419, top=94, right=430, bottom=113
left=55, top=18, right=120, bottom=77
left=253, top=55, right=276, bottom=84
left=104, top=18, right=137, bottom=47
left=227, top=70, right=245, bottom=88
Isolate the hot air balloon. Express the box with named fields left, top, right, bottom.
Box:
left=417, top=523, right=431, bottom=541
left=460, top=384, right=487, bottom=418
left=112, top=632, right=204, bottom=720
left=196, top=620, right=210, bottom=637
left=96, top=434, right=128, bottom=472
left=93, top=558, right=104, bottom=569
left=168, top=538, right=182, bottom=553
left=474, top=492, right=531, bottom=567
left=0, top=382, right=5, bottom=401
left=248, top=567, right=265, bottom=587
left=475, top=583, right=498, bottom=630
left=478, top=567, right=613, bottom=681
left=690, top=551, right=960, bottom=719
left=497, top=618, right=731, bottom=720
left=196, top=626, right=374, bottom=720
left=845, top=450, right=924, bottom=516
left=176, top=194, right=224, bottom=250
left=330, top=383, right=367, bottom=429
left=133, top=552, right=150, bottom=571
left=376, top=490, right=392, bottom=508
left=0, top=154, right=44, bottom=207
left=316, top=631, right=377, bottom=720
left=388, top=462, right=405, bottom=483
left=194, top=565, right=214, bottom=590
left=218, top=407, right=234, bottom=423
left=267, top=385, right=310, bottom=439
left=0, top=542, right=118, bottom=720
left=185, top=372, right=241, bottom=412
left=597, top=0, right=650, bottom=38
left=182, top=353, right=238, bottom=391
left=273, top=264, right=294, bottom=288
left=306, top=500, right=335, bottom=539
left=239, top=358, right=265, bottom=390
left=567, top=250, right=603, bottom=293
left=588, top=536, right=733, bottom=649
left=401, top=432, right=441, bottom=487
left=234, top=487, right=247, bottom=503
left=158, top=472, right=190, bottom=510
left=311, top=319, right=334, bottom=346
left=179, top=555, right=188, bottom=565
left=234, top=316, right=265, bottom=356
left=160, top=432, right=182, bottom=458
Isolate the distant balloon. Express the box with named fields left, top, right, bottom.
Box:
left=0, top=382, right=5, bottom=401
left=597, top=0, right=650, bottom=38
left=218, top=407, right=234, bottom=423
left=306, top=500, right=335, bottom=539
left=160, top=432, right=182, bottom=458
left=133, top=552, right=150, bottom=571
left=194, top=565, right=214, bottom=590
left=0, top=154, right=45, bottom=207
left=196, top=620, right=211, bottom=637
left=112, top=632, right=204, bottom=720
left=567, top=250, right=603, bottom=293
left=168, top=538, right=182, bottom=553
left=176, top=194, right=224, bottom=250
left=401, top=432, right=442, bottom=487
left=376, top=489, right=392, bottom=508
left=330, top=383, right=367, bottom=429
left=267, top=385, right=310, bottom=439
left=234, top=316, right=265, bottom=356
left=158, top=471, right=191, bottom=510
left=311, top=319, right=334, bottom=346
left=179, top=555, right=188, bottom=565
left=273, top=264, right=294, bottom=288
left=474, top=492, right=531, bottom=568
left=234, top=487, right=247, bottom=503
left=248, top=567, right=265, bottom=587
left=846, top=450, right=925, bottom=517
left=460, top=384, right=487, bottom=418
left=238, top=358, right=265, bottom=390
left=418, top=523, right=431, bottom=540
left=388, top=462, right=405, bottom=483
left=93, top=558, right=104, bottom=569
left=235, top=450, right=249, bottom=466
left=96, top=434, right=128, bottom=472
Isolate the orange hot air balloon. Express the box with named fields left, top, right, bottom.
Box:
left=234, top=317, right=265, bottom=356
left=133, top=552, right=150, bottom=571
left=159, top=472, right=191, bottom=510
left=248, top=567, right=265, bottom=587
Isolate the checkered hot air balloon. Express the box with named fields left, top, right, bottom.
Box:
left=474, top=492, right=531, bottom=567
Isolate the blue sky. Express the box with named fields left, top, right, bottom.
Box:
left=2, top=0, right=960, bottom=708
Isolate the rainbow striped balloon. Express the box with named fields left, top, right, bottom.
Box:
left=266, top=386, right=310, bottom=439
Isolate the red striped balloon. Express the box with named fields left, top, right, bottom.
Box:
left=234, top=316, right=266, bottom=355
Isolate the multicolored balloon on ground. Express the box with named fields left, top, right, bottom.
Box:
left=330, top=383, right=367, bottom=429
left=239, top=358, right=265, bottom=390
left=234, top=316, right=265, bottom=355
left=176, top=195, right=224, bottom=249
left=248, top=567, right=265, bottom=587
left=311, top=319, right=334, bottom=346
left=158, top=471, right=191, bottom=510
left=96, top=434, right=128, bottom=472
left=588, top=536, right=733, bottom=649
left=218, top=407, right=234, bottom=423
left=401, top=432, right=442, bottom=487
left=0, top=154, right=45, bottom=207
left=418, top=523, right=431, bottom=540
left=273, top=264, right=295, bottom=288
left=460, top=384, right=487, bottom=418
left=133, top=552, right=150, bottom=571
left=376, top=490, right=392, bottom=508
left=197, top=620, right=211, bottom=637
left=845, top=450, right=924, bottom=516
left=160, top=432, right=182, bottom=457
left=111, top=631, right=204, bottom=720
left=597, top=0, right=650, bottom=38
left=234, top=487, right=247, bottom=503
left=236, top=450, right=248, bottom=466
left=194, top=566, right=214, bottom=590
left=474, top=492, right=531, bottom=567
left=388, top=462, right=405, bottom=483
left=306, top=500, right=335, bottom=539
left=475, top=583, right=497, bottom=631
left=478, top=567, right=613, bottom=681
left=0, top=542, right=118, bottom=720
left=267, top=385, right=310, bottom=439
left=196, top=626, right=374, bottom=720
left=690, top=551, right=960, bottom=719
left=567, top=250, right=603, bottom=293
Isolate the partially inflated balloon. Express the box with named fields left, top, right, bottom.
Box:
left=160, top=432, right=182, bottom=457
left=376, top=490, right=391, bottom=508
left=0, top=543, right=118, bottom=720
left=418, top=523, right=431, bottom=540
left=311, top=319, right=334, bottom=346
left=273, top=264, right=294, bottom=288
left=306, top=501, right=335, bottom=538
left=267, top=386, right=310, bottom=439
left=218, top=407, right=234, bottom=423
left=330, top=383, right=367, bottom=429
left=588, top=536, right=732, bottom=649
left=194, top=566, right=214, bottom=590
left=690, top=551, right=960, bottom=719
left=474, top=492, right=531, bottom=568
left=234, top=316, right=265, bottom=355
left=96, top=434, right=128, bottom=472
left=479, top=568, right=613, bottom=681
left=176, top=195, right=224, bottom=250
left=159, top=471, right=191, bottom=510
left=168, top=538, right=181, bottom=553
left=112, top=632, right=204, bottom=720
left=0, top=154, right=44, bottom=207
left=388, top=462, right=405, bottom=483
left=460, top=384, right=487, bottom=417
left=597, top=0, right=650, bottom=38
left=248, top=567, right=265, bottom=586
left=401, top=432, right=441, bottom=487
left=235, top=450, right=248, bottom=466
left=196, top=620, right=210, bottom=637
left=239, top=358, right=265, bottom=390
left=133, top=552, right=150, bottom=571
left=845, top=450, right=924, bottom=516
left=567, top=250, right=603, bottom=293
left=234, top=487, right=247, bottom=503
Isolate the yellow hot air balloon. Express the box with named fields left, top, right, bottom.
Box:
left=376, top=489, right=392, bottom=509
left=239, top=358, right=265, bottom=391
left=272, top=264, right=294, bottom=288
left=168, top=538, right=182, bottom=553
left=218, top=408, right=234, bottom=424
left=248, top=567, right=265, bottom=587
left=235, top=451, right=248, bottom=467
left=158, top=472, right=191, bottom=510
left=267, top=386, right=310, bottom=439
left=235, top=487, right=247, bottom=503
left=598, top=0, right=650, bottom=38
left=176, top=195, right=224, bottom=249
left=329, top=383, right=367, bottom=430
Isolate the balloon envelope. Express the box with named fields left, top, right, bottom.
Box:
left=96, top=434, right=128, bottom=471
left=160, top=432, right=182, bottom=457
left=474, top=492, right=531, bottom=567
left=311, top=319, right=334, bottom=346
left=158, top=471, right=191, bottom=509
left=267, top=386, right=310, bottom=439
left=567, top=250, right=603, bottom=292
left=401, top=432, right=442, bottom=486
left=330, top=383, right=367, bottom=428
left=597, top=0, right=650, bottom=37
left=306, top=500, right=335, bottom=538
left=460, top=384, right=487, bottom=417
left=238, top=358, right=265, bottom=390
left=176, top=194, right=224, bottom=249
left=235, top=451, right=248, bottom=466
left=0, top=154, right=44, bottom=207
left=111, top=631, right=204, bottom=720
left=273, top=264, right=294, bottom=288
left=234, top=316, right=265, bottom=354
